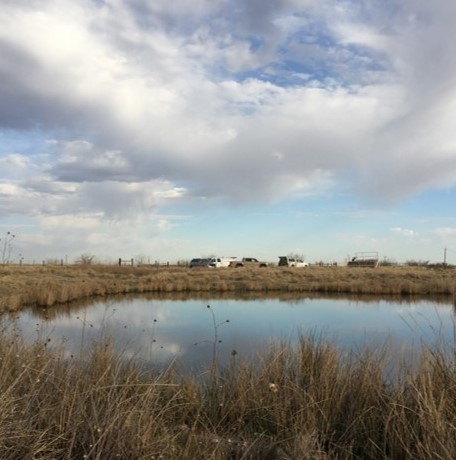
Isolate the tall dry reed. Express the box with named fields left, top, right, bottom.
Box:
left=0, top=324, right=454, bottom=459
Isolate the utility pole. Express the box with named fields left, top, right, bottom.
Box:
left=444, top=247, right=447, bottom=266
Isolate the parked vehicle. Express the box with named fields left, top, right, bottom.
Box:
left=229, top=257, right=268, bottom=268
left=209, top=257, right=237, bottom=268
left=278, top=256, right=309, bottom=267
left=189, top=258, right=212, bottom=268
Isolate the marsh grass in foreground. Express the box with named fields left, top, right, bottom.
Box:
left=0, top=327, right=455, bottom=459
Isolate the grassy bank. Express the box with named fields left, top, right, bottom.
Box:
left=0, top=264, right=455, bottom=313
left=0, top=330, right=454, bottom=459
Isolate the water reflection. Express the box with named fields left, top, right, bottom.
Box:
left=5, top=293, right=455, bottom=372
left=23, top=291, right=456, bottom=321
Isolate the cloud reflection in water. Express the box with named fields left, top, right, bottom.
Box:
left=9, top=294, right=455, bottom=372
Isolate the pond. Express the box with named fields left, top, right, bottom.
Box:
left=3, top=293, right=455, bottom=372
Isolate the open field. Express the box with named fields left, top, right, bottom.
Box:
left=0, top=328, right=455, bottom=459
left=1, top=264, right=455, bottom=313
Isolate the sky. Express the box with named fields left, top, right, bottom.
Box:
left=1, top=0, right=456, bottom=265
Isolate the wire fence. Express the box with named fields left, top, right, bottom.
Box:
left=2, top=258, right=190, bottom=267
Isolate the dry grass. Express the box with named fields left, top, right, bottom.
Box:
left=1, top=264, right=455, bottom=313
left=2, top=265, right=454, bottom=458
left=0, top=328, right=454, bottom=459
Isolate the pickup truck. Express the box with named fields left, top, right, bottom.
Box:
left=229, top=257, right=268, bottom=268
left=278, top=256, right=309, bottom=267
left=209, top=257, right=237, bottom=268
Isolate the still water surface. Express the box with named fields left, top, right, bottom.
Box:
left=6, top=294, right=455, bottom=370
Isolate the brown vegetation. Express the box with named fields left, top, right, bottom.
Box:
left=0, top=330, right=454, bottom=459
left=1, top=266, right=455, bottom=458
left=1, top=264, right=455, bottom=313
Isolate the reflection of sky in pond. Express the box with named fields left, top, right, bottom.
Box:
left=6, top=296, right=455, bottom=371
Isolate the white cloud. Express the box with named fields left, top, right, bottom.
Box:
left=433, top=228, right=456, bottom=238
left=390, top=227, right=418, bottom=237
left=0, top=182, right=21, bottom=196
left=2, top=0, right=455, bottom=204
left=1, top=0, right=456, bottom=260
left=0, top=153, right=29, bottom=168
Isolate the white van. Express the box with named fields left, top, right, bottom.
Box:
left=209, top=257, right=237, bottom=268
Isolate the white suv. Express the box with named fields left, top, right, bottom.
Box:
left=209, top=257, right=237, bottom=268
left=278, top=256, right=309, bottom=267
